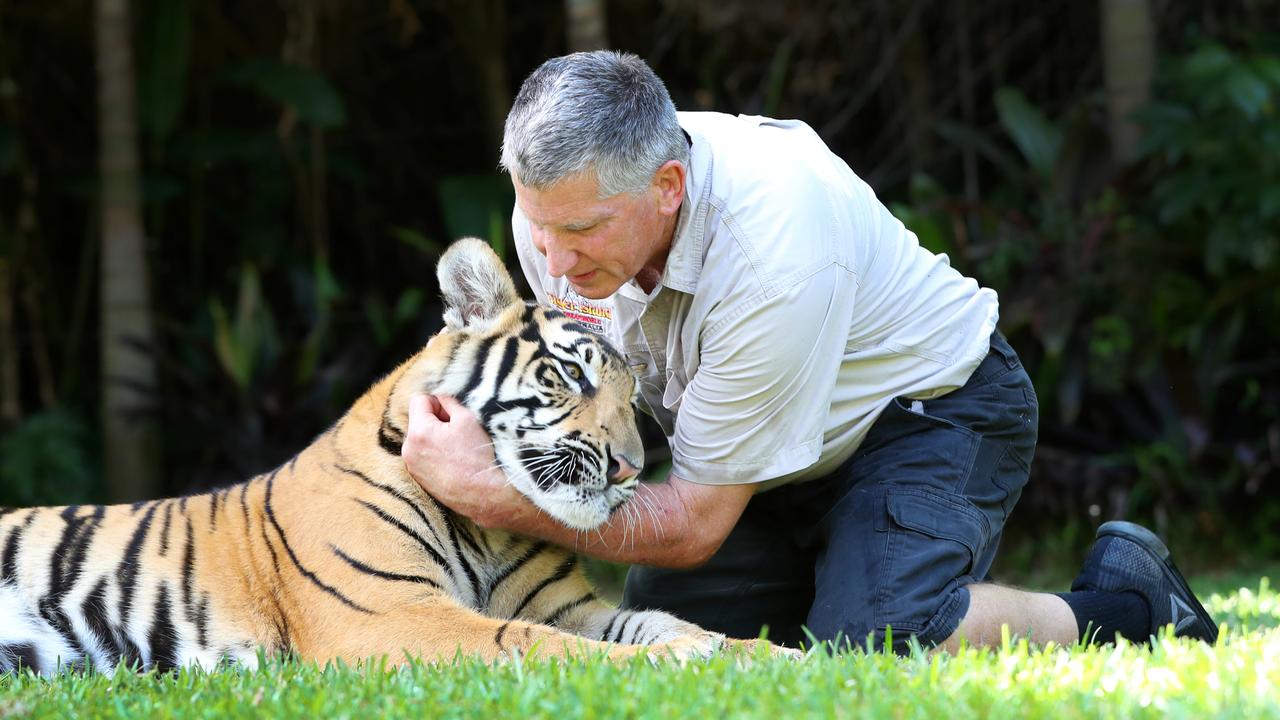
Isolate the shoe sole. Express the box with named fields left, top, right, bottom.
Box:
left=1096, top=521, right=1219, bottom=643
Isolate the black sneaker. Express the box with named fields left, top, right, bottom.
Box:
left=1071, top=521, right=1219, bottom=643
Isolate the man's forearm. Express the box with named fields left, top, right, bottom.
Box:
left=497, top=479, right=711, bottom=568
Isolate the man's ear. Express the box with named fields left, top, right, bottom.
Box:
left=652, top=159, right=686, bottom=216
left=436, top=237, right=520, bottom=332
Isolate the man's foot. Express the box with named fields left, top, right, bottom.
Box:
left=1071, top=521, right=1219, bottom=643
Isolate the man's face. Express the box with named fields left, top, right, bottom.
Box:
left=513, top=165, right=683, bottom=299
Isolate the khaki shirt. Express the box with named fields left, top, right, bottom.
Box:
left=516, top=112, right=998, bottom=489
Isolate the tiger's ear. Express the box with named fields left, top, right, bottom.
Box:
left=437, top=237, right=521, bottom=332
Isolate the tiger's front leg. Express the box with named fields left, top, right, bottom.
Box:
left=484, top=544, right=752, bottom=660
left=499, top=566, right=799, bottom=660
left=484, top=544, right=802, bottom=660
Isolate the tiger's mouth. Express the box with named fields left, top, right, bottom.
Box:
left=498, top=443, right=636, bottom=531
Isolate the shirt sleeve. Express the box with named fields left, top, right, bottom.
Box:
left=669, top=261, right=856, bottom=485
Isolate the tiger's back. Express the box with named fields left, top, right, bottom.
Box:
left=0, top=238, right=757, bottom=674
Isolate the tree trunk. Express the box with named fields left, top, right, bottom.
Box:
left=1101, top=0, right=1155, bottom=164
left=97, top=0, right=160, bottom=502
left=565, top=0, right=608, bottom=52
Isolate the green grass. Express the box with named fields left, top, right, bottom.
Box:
left=2, top=575, right=1277, bottom=720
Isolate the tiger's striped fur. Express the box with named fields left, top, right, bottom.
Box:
left=0, top=238, right=772, bottom=675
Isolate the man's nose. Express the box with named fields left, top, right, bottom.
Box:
left=540, top=234, right=576, bottom=277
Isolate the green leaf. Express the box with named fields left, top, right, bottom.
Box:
left=137, top=0, right=191, bottom=142
left=209, top=264, right=269, bottom=390
left=390, top=226, right=443, bottom=255
left=393, top=288, right=425, bottom=326
left=437, top=173, right=514, bottom=245
left=1224, top=68, right=1272, bottom=121
left=1254, top=56, right=1280, bottom=87
left=994, top=87, right=1061, bottom=180
left=889, top=202, right=953, bottom=258
left=935, top=120, right=1027, bottom=184
left=363, top=297, right=391, bottom=346
left=224, top=60, right=347, bottom=128
left=210, top=299, right=249, bottom=390
left=1183, top=43, right=1235, bottom=83
left=1261, top=185, right=1280, bottom=219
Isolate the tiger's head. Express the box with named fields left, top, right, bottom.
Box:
left=429, top=237, right=644, bottom=531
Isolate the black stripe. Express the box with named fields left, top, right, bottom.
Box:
left=441, top=513, right=482, bottom=602
left=1, top=512, right=35, bottom=581
left=487, top=541, right=548, bottom=601
left=39, top=505, right=105, bottom=661
left=0, top=507, right=17, bottom=521
left=194, top=596, right=211, bottom=649
left=378, top=425, right=403, bottom=457
left=264, top=470, right=375, bottom=615
left=181, top=516, right=207, bottom=646
left=407, top=488, right=455, bottom=550
left=335, top=464, right=435, bottom=533
left=494, top=621, right=512, bottom=649
left=116, top=503, right=160, bottom=627
left=330, top=545, right=442, bottom=589
left=544, top=592, right=596, bottom=627
left=541, top=407, right=575, bottom=429
left=493, top=337, right=520, bottom=393
left=337, top=458, right=453, bottom=548
left=616, top=613, right=641, bottom=644
left=80, top=576, right=121, bottom=669
left=519, top=322, right=543, bottom=343
left=602, top=611, right=626, bottom=642
left=356, top=500, right=450, bottom=569
left=260, top=523, right=281, bottom=578
left=559, top=321, right=595, bottom=336
left=158, top=501, right=174, bottom=557
left=239, top=482, right=251, bottom=526
left=452, top=521, right=487, bottom=559
left=458, top=336, right=499, bottom=404
left=377, top=389, right=406, bottom=457
left=209, top=489, right=222, bottom=530
left=510, top=557, right=578, bottom=619
left=1, top=643, right=39, bottom=673
left=148, top=584, right=179, bottom=672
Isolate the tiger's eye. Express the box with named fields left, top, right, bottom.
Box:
left=565, top=363, right=583, bottom=380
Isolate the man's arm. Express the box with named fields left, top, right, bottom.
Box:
left=401, top=394, right=753, bottom=569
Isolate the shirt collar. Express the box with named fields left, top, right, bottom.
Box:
left=617, top=123, right=711, bottom=302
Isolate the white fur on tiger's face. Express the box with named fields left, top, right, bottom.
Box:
left=0, top=236, right=790, bottom=677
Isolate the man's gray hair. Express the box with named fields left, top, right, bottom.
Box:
left=500, top=51, right=689, bottom=197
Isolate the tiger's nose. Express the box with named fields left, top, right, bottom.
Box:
left=607, top=453, right=642, bottom=484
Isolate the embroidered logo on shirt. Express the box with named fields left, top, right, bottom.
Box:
left=546, top=291, right=612, bottom=334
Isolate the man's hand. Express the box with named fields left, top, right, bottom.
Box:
left=401, top=394, right=532, bottom=528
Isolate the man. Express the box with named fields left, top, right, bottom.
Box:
left=403, top=51, right=1218, bottom=652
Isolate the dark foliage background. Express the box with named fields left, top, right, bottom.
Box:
left=1, top=0, right=1277, bottom=569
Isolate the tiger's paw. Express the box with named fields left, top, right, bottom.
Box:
left=646, top=631, right=725, bottom=664
left=725, top=637, right=805, bottom=661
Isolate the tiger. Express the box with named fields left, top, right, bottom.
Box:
left=0, top=237, right=792, bottom=675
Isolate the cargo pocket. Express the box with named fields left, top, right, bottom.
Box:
left=875, top=489, right=990, bottom=633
